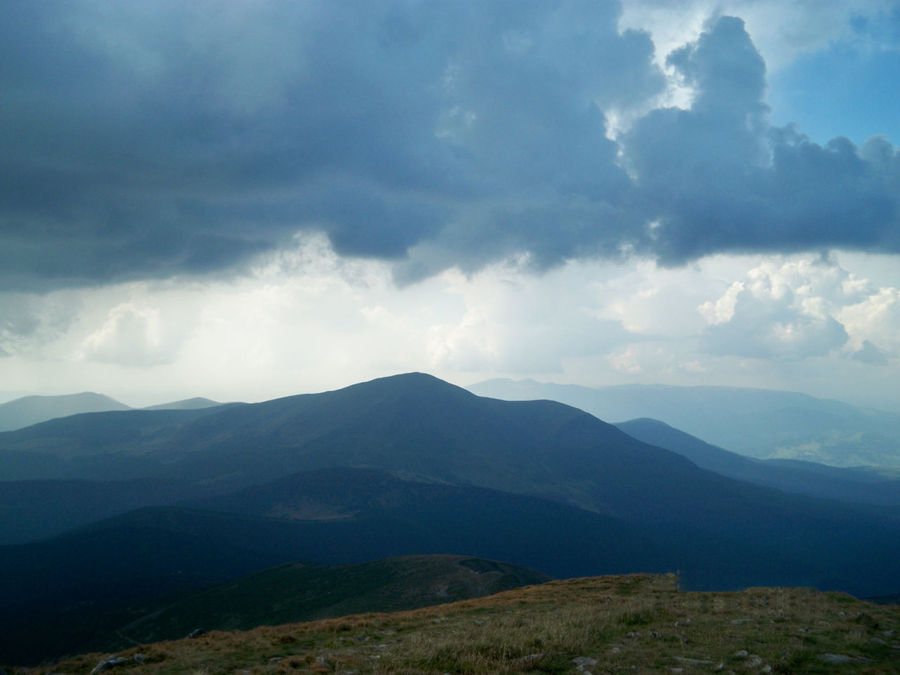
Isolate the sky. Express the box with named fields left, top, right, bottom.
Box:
left=2, top=0, right=900, bottom=411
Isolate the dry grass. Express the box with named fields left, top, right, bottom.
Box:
left=14, top=574, right=900, bottom=674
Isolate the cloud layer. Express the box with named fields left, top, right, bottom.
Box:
left=2, top=1, right=898, bottom=291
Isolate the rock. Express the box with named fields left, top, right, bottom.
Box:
left=133, top=653, right=148, bottom=664
left=315, top=655, right=332, bottom=670
left=573, top=656, right=598, bottom=668
left=745, top=655, right=763, bottom=668
left=90, top=655, right=131, bottom=675
left=186, top=628, right=207, bottom=639
left=733, top=650, right=749, bottom=658
left=514, top=654, right=544, bottom=665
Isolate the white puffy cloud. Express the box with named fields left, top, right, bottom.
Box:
left=839, top=287, right=900, bottom=359
left=699, top=256, right=900, bottom=362
left=80, top=302, right=181, bottom=366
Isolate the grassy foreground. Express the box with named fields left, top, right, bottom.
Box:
left=16, top=574, right=900, bottom=674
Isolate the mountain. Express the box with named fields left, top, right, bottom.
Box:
left=0, top=477, right=210, bottom=544
left=0, top=405, right=240, bottom=480
left=114, top=555, right=550, bottom=647
left=0, top=392, right=131, bottom=432
left=615, top=418, right=900, bottom=506
left=0, top=373, right=894, bottom=534
left=0, top=469, right=698, bottom=664
left=142, top=397, right=222, bottom=411
left=1, top=374, right=898, bottom=597
left=0, top=373, right=806, bottom=524
left=469, top=378, right=900, bottom=467
left=0, top=467, right=876, bottom=665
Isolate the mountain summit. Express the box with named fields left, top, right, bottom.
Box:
left=0, top=392, right=131, bottom=432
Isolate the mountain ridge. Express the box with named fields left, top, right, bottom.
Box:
left=616, top=417, right=900, bottom=506
left=0, top=392, right=131, bottom=432
left=470, top=378, right=900, bottom=467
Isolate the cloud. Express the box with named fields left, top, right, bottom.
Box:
left=424, top=262, right=635, bottom=373
left=80, top=302, right=184, bottom=367
left=623, top=16, right=900, bottom=264
left=852, top=340, right=889, bottom=366
left=619, top=0, right=899, bottom=71
left=1, top=3, right=898, bottom=292
left=698, top=256, right=900, bottom=362
left=0, top=292, right=81, bottom=357
left=838, top=286, right=900, bottom=361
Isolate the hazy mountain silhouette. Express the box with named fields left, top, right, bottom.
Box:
left=142, top=397, right=222, bottom=411
left=0, top=478, right=212, bottom=544
left=470, top=379, right=900, bottom=467
left=616, top=418, right=900, bottom=506
left=0, top=405, right=239, bottom=480
left=0, top=392, right=130, bottom=432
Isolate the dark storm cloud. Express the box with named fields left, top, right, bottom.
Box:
left=623, top=16, right=900, bottom=264
left=1, top=2, right=897, bottom=291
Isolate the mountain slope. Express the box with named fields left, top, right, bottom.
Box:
left=470, top=378, right=900, bottom=467
left=0, top=392, right=131, bottom=432
left=0, top=467, right=866, bottom=665
left=616, top=418, right=900, bottom=506
left=117, top=555, right=550, bottom=647
left=0, top=405, right=240, bottom=480
left=0, top=477, right=210, bottom=544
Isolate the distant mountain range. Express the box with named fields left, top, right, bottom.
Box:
left=616, top=418, right=900, bottom=506
left=1, top=373, right=898, bottom=665
left=0, top=393, right=222, bottom=432
left=470, top=379, right=900, bottom=468
left=0, top=392, right=130, bottom=432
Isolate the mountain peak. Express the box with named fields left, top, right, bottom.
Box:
left=0, top=392, right=131, bottom=432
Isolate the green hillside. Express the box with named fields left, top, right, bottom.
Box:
left=117, top=555, right=550, bottom=646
